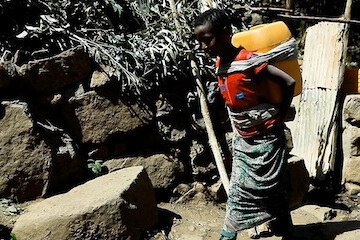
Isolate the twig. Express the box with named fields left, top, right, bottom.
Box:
left=233, top=5, right=293, bottom=13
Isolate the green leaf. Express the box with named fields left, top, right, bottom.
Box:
left=112, top=4, right=123, bottom=15
left=16, top=31, right=28, bottom=39
left=10, top=233, right=17, bottom=240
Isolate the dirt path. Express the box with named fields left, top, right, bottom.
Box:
left=151, top=202, right=360, bottom=240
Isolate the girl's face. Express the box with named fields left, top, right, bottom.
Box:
left=194, top=21, right=231, bottom=57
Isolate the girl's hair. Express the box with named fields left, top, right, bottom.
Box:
left=194, top=9, right=231, bottom=33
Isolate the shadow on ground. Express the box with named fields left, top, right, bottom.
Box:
left=290, top=220, right=360, bottom=240
left=142, top=207, right=182, bottom=239
left=0, top=224, right=11, bottom=240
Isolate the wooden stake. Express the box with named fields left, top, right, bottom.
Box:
left=168, top=0, right=230, bottom=194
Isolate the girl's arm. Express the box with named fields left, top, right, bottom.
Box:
left=261, top=64, right=296, bottom=121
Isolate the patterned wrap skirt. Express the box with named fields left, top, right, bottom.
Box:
left=223, top=123, right=289, bottom=234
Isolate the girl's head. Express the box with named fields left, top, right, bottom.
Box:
left=194, top=9, right=233, bottom=57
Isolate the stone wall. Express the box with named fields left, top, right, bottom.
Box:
left=0, top=46, right=223, bottom=202
left=342, top=95, right=360, bottom=194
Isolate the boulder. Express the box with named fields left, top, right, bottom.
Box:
left=0, top=101, right=87, bottom=202
left=342, top=95, right=360, bottom=186
left=0, top=101, right=51, bottom=201
left=12, top=166, right=158, bottom=240
left=345, top=182, right=360, bottom=195
left=104, top=153, right=184, bottom=191
left=287, top=155, right=310, bottom=209
left=17, top=46, right=91, bottom=94
left=334, top=230, right=360, bottom=240
left=66, top=91, right=154, bottom=144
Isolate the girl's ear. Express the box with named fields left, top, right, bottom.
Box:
left=223, top=26, right=232, bottom=36
left=221, top=26, right=232, bottom=41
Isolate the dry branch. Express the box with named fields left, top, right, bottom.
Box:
left=233, top=5, right=293, bottom=13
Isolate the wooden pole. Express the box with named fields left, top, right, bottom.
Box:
left=343, top=0, right=352, bottom=20
left=338, top=0, right=352, bottom=89
left=168, top=0, right=230, bottom=194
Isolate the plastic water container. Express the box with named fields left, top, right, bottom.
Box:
left=341, top=68, right=360, bottom=94
left=232, top=21, right=302, bottom=97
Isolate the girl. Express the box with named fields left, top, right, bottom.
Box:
left=194, top=9, right=295, bottom=240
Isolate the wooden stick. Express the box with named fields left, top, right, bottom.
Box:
left=277, top=14, right=360, bottom=25
left=168, top=0, right=230, bottom=194
left=233, top=3, right=359, bottom=25
left=337, top=0, right=352, bottom=88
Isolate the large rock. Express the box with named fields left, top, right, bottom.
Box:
left=17, top=46, right=91, bottom=94
left=66, top=91, right=154, bottom=144
left=104, top=153, right=184, bottom=191
left=0, top=101, right=51, bottom=201
left=0, top=101, right=87, bottom=202
left=342, top=95, right=360, bottom=188
left=287, top=155, right=310, bottom=209
left=335, top=230, right=360, bottom=240
left=12, top=166, right=158, bottom=240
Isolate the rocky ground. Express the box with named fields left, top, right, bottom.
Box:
left=1, top=187, right=360, bottom=240
left=143, top=191, right=360, bottom=240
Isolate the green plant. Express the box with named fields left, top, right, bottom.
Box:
left=10, top=233, right=17, bottom=240
left=87, top=159, right=103, bottom=175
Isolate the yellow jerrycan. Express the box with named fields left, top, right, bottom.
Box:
left=231, top=21, right=302, bottom=99
left=341, top=68, right=360, bottom=94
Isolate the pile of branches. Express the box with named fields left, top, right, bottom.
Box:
left=0, top=0, right=207, bottom=95
left=0, top=0, right=266, bottom=96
